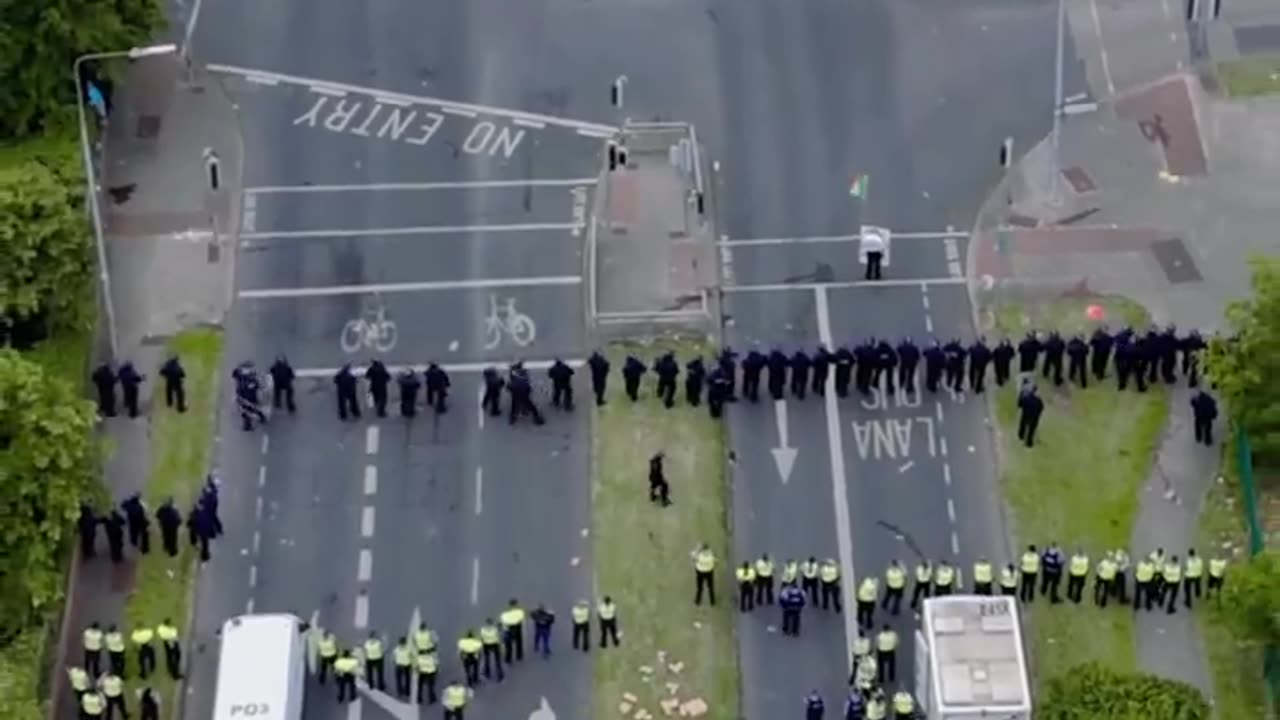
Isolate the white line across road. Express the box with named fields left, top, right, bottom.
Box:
left=244, top=178, right=598, bottom=195
left=206, top=62, right=620, bottom=137
left=722, top=277, right=965, bottom=293
left=241, top=222, right=581, bottom=241
left=237, top=275, right=582, bottom=299
left=813, top=286, right=859, bottom=658
left=719, top=231, right=968, bottom=247
left=292, top=359, right=587, bottom=378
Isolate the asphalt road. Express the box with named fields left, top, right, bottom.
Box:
left=184, top=2, right=606, bottom=719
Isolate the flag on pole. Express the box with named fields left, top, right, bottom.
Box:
left=849, top=174, right=869, bottom=199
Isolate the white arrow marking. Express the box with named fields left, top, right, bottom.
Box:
left=529, top=696, right=557, bottom=720
left=307, top=610, right=322, bottom=675
left=346, top=697, right=362, bottom=720
left=770, top=399, right=798, bottom=484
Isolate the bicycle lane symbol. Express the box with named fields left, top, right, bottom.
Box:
left=341, top=297, right=398, bottom=354
left=483, top=294, right=536, bottom=350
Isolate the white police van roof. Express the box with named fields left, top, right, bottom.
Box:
left=213, top=613, right=305, bottom=720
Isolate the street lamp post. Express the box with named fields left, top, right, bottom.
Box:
left=72, top=43, right=176, bottom=361
left=1050, top=0, right=1066, bottom=203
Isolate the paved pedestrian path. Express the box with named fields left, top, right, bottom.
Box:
left=966, top=67, right=1280, bottom=698
left=48, top=55, right=241, bottom=720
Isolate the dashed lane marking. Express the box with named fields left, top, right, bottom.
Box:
left=237, top=275, right=583, bottom=300
left=364, top=466, right=378, bottom=495
left=361, top=507, right=376, bottom=538
left=206, top=63, right=620, bottom=136
left=365, top=426, right=380, bottom=454
left=474, top=467, right=484, bottom=516
left=470, top=557, right=481, bottom=606
left=358, top=549, right=374, bottom=582
left=244, top=178, right=597, bottom=194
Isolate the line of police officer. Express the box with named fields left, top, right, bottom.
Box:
left=92, top=356, right=190, bottom=420
left=76, top=478, right=222, bottom=567
left=313, top=597, right=619, bottom=718
left=74, top=619, right=184, bottom=720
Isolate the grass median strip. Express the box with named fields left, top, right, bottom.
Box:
left=592, top=335, right=740, bottom=720
left=1217, top=56, right=1280, bottom=98
left=991, top=296, right=1166, bottom=690
left=122, top=329, right=224, bottom=718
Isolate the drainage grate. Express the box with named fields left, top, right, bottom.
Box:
left=1150, top=238, right=1203, bottom=284
left=1062, top=167, right=1096, bottom=194
left=136, top=115, right=161, bottom=139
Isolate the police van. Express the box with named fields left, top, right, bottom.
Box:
left=213, top=614, right=307, bottom=720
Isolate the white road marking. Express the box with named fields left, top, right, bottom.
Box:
left=207, top=62, right=619, bottom=134
left=248, top=565, right=258, bottom=588
left=252, top=531, right=261, bottom=554
left=474, top=467, right=484, bottom=516
left=238, top=275, right=583, bottom=299
left=477, top=384, right=486, bottom=429
left=257, top=465, right=267, bottom=488
left=242, top=193, right=258, bottom=234
left=245, top=598, right=255, bottom=613
left=441, top=106, right=479, bottom=118
left=940, top=437, right=949, bottom=457
left=951, top=533, right=961, bottom=555
left=361, top=506, right=376, bottom=538
left=261, top=435, right=270, bottom=454
left=254, top=496, right=263, bottom=521
left=924, top=315, right=934, bottom=333
left=947, top=498, right=957, bottom=522
left=245, top=178, right=597, bottom=194
left=943, top=463, right=952, bottom=486
left=719, top=231, right=967, bottom=247
left=354, top=595, right=369, bottom=629
left=935, top=401, right=944, bottom=423
left=309, top=85, right=347, bottom=97
left=364, top=466, right=378, bottom=495
left=898, top=461, right=915, bottom=473
left=723, top=278, right=965, bottom=293
left=346, top=698, right=363, bottom=720
left=1088, top=0, right=1116, bottom=96
left=294, top=359, right=586, bottom=378
left=813, top=286, right=859, bottom=658
left=358, top=549, right=374, bottom=582
left=241, top=221, right=580, bottom=241
left=577, top=127, right=616, bottom=139
left=374, top=95, right=413, bottom=108
left=246, top=75, right=279, bottom=86
left=365, top=426, right=380, bottom=455
left=470, top=557, right=480, bottom=605
left=512, top=117, right=547, bottom=129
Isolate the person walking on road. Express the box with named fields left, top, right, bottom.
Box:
left=269, top=356, right=296, bottom=413
left=500, top=599, right=526, bottom=663
left=531, top=604, right=555, bottom=658
left=334, top=650, right=359, bottom=703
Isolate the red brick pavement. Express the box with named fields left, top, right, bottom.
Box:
left=974, top=226, right=1162, bottom=279
left=1115, top=76, right=1208, bottom=177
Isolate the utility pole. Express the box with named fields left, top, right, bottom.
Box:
left=1050, top=0, right=1066, bottom=204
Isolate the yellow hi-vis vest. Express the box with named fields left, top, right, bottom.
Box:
left=1209, top=558, right=1226, bottom=578
left=413, top=629, right=436, bottom=653
left=1020, top=551, right=1039, bottom=574
left=755, top=558, right=774, bottom=578
left=416, top=652, right=438, bottom=674
left=81, top=692, right=105, bottom=716
left=318, top=635, right=337, bottom=658
left=885, top=566, right=906, bottom=589
left=68, top=666, right=90, bottom=692
left=694, top=550, right=715, bottom=572
left=781, top=561, right=799, bottom=583
left=83, top=627, right=103, bottom=651
left=572, top=603, right=590, bottom=624
left=500, top=607, right=525, bottom=629
left=1184, top=556, right=1204, bottom=578
left=973, top=562, right=993, bottom=584
left=820, top=561, right=840, bottom=583
left=999, top=566, right=1018, bottom=589
left=1069, top=554, right=1089, bottom=577
left=393, top=643, right=413, bottom=666
left=736, top=566, right=755, bottom=583
left=857, top=578, right=878, bottom=603
left=105, top=631, right=125, bottom=653
left=130, top=627, right=154, bottom=647
left=876, top=630, right=898, bottom=652
left=443, top=684, right=467, bottom=709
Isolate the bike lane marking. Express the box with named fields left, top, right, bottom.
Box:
left=482, top=294, right=538, bottom=350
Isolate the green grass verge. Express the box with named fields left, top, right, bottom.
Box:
left=592, top=336, right=740, bottom=720
left=1218, top=56, right=1280, bottom=98
left=121, top=329, right=224, bottom=718
left=991, top=296, right=1166, bottom=693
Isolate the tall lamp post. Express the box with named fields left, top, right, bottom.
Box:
left=72, top=43, right=176, bottom=362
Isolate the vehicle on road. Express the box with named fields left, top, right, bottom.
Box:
left=212, top=613, right=307, bottom=720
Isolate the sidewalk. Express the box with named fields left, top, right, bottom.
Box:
left=967, top=70, right=1280, bottom=699
left=48, top=55, right=242, bottom=720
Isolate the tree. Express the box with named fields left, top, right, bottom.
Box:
left=1039, top=663, right=1210, bottom=720
left=0, top=152, right=92, bottom=342
left=0, top=349, right=98, bottom=633
left=0, top=0, right=165, bottom=137
left=1217, top=550, right=1280, bottom=648
left=1206, top=255, right=1280, bottom=458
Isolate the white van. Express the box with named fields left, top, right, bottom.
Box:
left=212, top=614, right=307, bottom=720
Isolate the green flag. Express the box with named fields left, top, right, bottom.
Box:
left=849, top=174, right=869, bottom=199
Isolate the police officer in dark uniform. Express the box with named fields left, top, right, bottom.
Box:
left=269, top=356, right=296, bottom=413
left=92, top=363, right=118, bottom=417
left=896, top=338, right=919, bottom=394
left=1042, top=331, right=1066, bottom=386
left=717, top=348, right=739, bottom=401
left=367, top=359, right=392, bottom=418
left=1181, top=329, right=1206, bottom=386
left=741, top=348, right=766, bottom=403
left=805, top=690, right=826, bottom=720
left=159, top=356, right=186, bottom=412
left=707, top=368, right=730, bottom=418
left=103, top=509, right=126, bottom=563
left=156, top=498, right=182, bottom=557
left=833, top=345, right=855, bottom=398
left=507, top=362, right=545, bottom=426
left=943, top=339, right=965, bottom=393
left=1066, top=334, right=1089, bottom=388
left=923, top=339, right=945, bottom=393
left=622, top=355, right=647, bottom=402
left=78, top=503, right=98, bottom=558
left=790, top=349, right=811, bottom=400
left=588, top=351, right=610, bottom=405
left=685, top=357, right=706, bottom=406
left=1159, top=325, right=1180, bottom=384
left=232, top=362, right=266, bottom=431
left=122, top=493, right=150, bottom=554
left=767, top=348, right=788, bottom=400
left=549, top=359, right=576, bottom=410
left=334, top=363, right=360, bottom=420
left=1089, top=327, right=1114, bottom=380
left=1017, top=331, right=1042, bottom=374
left=1143, top=327, right=1162, bottom=385
left=812, top=345, right=832, bottom=396
left=1191, top=390, right=1218, bottom=446
left=653, top=352, right=678, bottom=408
left=425, top=362, right=450, bottom=414
left=968, top=337, right=991, bottom=393
left=1132, top=329, right=1152, bottom=392
left=1041, top=544, right=1065, bottom=603
left=1017, top=382, right=1044, bottom=448
left=398, top=369, right=421, bottom=418
left=1115, top=329, right=1135, bottom=390
left=649, top=452, right=671, bottom=506
left=992, top=338, right=1014, bottom=386
left=481, top=366, right=503, bottom=417
left=118, top=361, right=144, bottom=418
left=875, top=338, right=898, bottom=394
